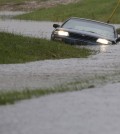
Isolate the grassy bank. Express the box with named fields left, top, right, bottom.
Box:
left=0, top=75, right=97, bottom=105
left=0, top=32, right=92, bottom=64
left=15, top=0, right=120, bottom=23
left=0, top=85, right=94, bottom=105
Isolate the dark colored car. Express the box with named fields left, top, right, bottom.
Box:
left=51, top=17, right=120, bottom=45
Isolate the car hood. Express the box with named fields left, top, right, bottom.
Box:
left=56, top=27, right=116, bottom=42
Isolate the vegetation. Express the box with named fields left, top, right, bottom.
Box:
left=0, top=84, right=95, bottom=105
left=0, top=89, right=57, bottom=105
left=0, top=32, right=92, bottom=64
left=15, top=0, right=120, bottom=23
left=1, top=71, right=120, bottom=105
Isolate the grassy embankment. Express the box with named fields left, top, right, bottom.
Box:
left=0, top=85, right=94, bottom=105
left=0, top=32, right=93, bottom=105
left=15, top=0, right=120, bottom=23
left=0, top=32, right=92, bottom=64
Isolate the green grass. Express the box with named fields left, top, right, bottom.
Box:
left=15, top=0, right=120, bottom=23
left=1, top=71, right=120, bottom=105
left=0, top=89, right=57, bottom=105
left=0, top=32, right=92, bottom=64
left=0, top=84, right=94, bottom=105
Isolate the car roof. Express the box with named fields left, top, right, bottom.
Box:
left=66, top=17, right=115, bottom=29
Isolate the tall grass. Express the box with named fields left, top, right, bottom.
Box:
left=0, top=32, right=92, bottom=64
left=0, top=85, right=94, bottom=105
left=15, top=0, right=120, bottom=23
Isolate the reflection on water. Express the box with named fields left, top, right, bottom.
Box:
left=100, top=45, right=109, bottom=53
left=76, top=44, right=110, bottom=54
left=77, top=42, right=120, bottom=54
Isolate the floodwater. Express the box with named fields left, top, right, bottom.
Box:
left=0, top=19, right=56, bottom=39
left=0, top=42, right=120, bottom=90
left=0, top=11, right=119, bottom=39
left=0, top=11, right=120, bottom=90
left=1, top=82, right=120, bottom=134
left=1, top=11, right=120, bottom=134
left=0, top=11, right=61, bottom=39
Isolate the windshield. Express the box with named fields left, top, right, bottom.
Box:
left=62, top=19, right=115, bottom=39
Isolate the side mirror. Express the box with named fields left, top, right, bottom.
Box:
left=117, top=28, right=120, bottom=34
left=53, top=24, right=60, bottom=28
left=116, top=36, right=120, bottom=42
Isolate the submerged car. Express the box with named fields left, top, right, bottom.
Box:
left=51, top=17, right=120, bottom=45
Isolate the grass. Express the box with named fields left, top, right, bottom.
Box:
left=0, top=89, right=57, bottom=105
left=0, top=32, right=92, bottom=64
left=1, top=71, right=120, bottom=105
left=15, top=0, right=120, bottom=23
left=0, top=84, right=94, bottom=105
